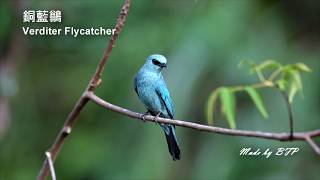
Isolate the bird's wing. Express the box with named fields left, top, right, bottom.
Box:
left=156, top=81, right=175, bottom=119
left=134, top=77, right=140, bottom=97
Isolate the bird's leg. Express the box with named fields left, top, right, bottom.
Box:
left=153, top=112, right=162, bottom=125
left=140, top=110, right=151, bottom=122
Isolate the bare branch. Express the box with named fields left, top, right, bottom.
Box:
left=86, top=91, right=320, bottom=142
left=280, top=90, right=294, bottom=140
left=87, top=0, right=131, bottom=91
left=45, top=152, right=56, bottom=180
left=305, top=136, right=320, bottom=155
left=37, top=0, right=131, bottom=179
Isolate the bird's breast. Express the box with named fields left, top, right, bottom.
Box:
left=135, top=73, right=165, bottom=114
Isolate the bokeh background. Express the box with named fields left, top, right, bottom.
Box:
left=1, top=0, right=320, bottom=179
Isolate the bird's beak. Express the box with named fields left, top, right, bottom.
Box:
left=160, top=63, right=167, bottom=68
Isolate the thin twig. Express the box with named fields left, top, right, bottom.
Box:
left=256, top=69, right=265, bottom=82
left=86, top=91, right=320, bottom=142
left=45, top=152, right=56, bottom=180
left=305, top=136, right=320, bottom=155
left=37, top=0, right=131, bottom=179
left=87, top=0, right=131, bottom=91
left=280, top=90, right=294, bottom=140
left=231, top=80, right=274, bottom=92
left=268, top=66, right=282, bottom=81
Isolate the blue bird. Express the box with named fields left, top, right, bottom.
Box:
left=134, top=54, right=181, bottom=161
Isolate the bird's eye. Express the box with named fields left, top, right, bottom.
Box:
left=152, top=59, right=161, bottom=66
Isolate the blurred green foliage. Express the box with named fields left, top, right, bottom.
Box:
left=206, top=60, right=311, bottom=129
left=1, top=0, right=320, bottom=179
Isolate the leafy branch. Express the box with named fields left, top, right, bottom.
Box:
left=206, top=60, right=311, bottom=135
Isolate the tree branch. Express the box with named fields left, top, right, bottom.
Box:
left=37, top=0, right=131, bottom=179
left=280, top=90, right=294, bottom=140
left=87, top=0, right=131, bottom=92
left=305, top=136, right=320, bottom=155
left=86, top=91, right=320, bottom=142
left=45, top=152, right=56, bottom=180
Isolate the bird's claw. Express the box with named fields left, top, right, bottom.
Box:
left=140, top=114, right=146, bottom=122
left=153, top=112, right=161, bottom=125
left=140, top=111, right=150, bottom=122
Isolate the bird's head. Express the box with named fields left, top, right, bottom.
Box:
left=145, top=54, right=167, bottom=71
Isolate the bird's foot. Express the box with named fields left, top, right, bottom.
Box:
left=153, top=112, right=162, bottom=125
left=140, top=111, right=150, bottom=122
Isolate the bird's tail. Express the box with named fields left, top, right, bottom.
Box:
left=163, top=125, right=181, bottom=161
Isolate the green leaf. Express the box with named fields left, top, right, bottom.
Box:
left=288, top=83, right=298, bottom=104
left=281, top=69, right=304, bottom=103
left=206, top=89, right=220, bottom=125
left=289, top=70, right=303, bottom=90
left=245, top=87, right=269, bottom=118
left=294, top=63, right=312, bottom=72
left=220, top=88, right=236, bottom=129
left=254, top=60, right=280, bottom=72
left=276, top=79, right=288, bottom=91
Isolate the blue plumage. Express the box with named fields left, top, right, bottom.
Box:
left=134, top=54, right=181, bottom=160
